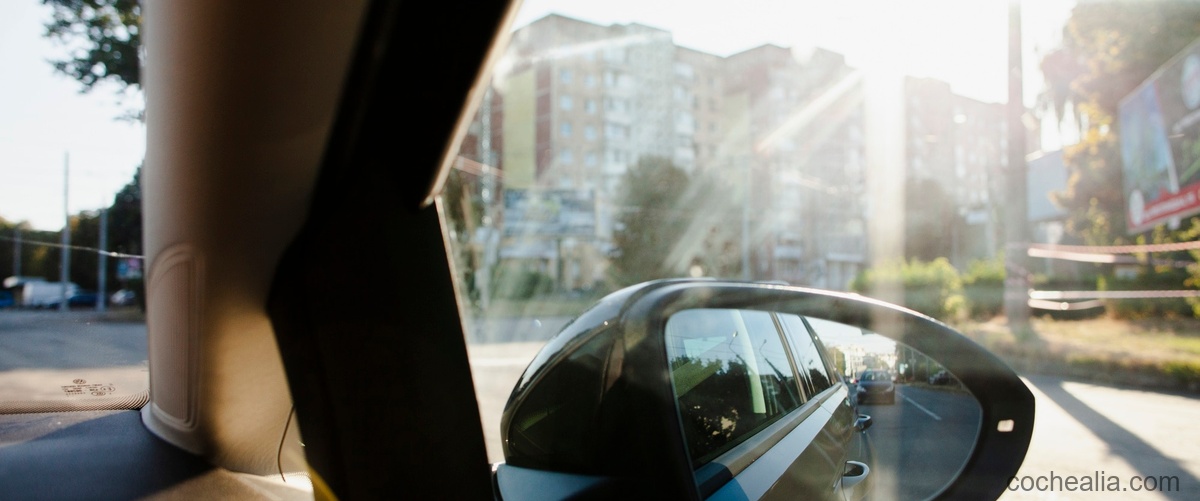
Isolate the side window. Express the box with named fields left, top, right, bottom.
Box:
left=666, top=309, right=802, bottom=465
left=778, top=314, right=834, bottom=394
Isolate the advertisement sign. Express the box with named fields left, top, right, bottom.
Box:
left=1119, top=38, right=1200, bottom=233
left=503, top=189, right=596, bottom=237
left=117, top=258, right=143, bottom=280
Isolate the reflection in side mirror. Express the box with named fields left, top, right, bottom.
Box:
left=665, top=308, right=980, bottom=501
left=804, top=315, right=981, bottom=500
left=495, top=280, right=1033, bottom=500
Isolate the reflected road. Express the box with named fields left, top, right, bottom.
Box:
left=858, top=384, right=981, bottom=500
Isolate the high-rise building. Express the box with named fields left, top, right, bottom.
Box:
left=466, top=13, right=1013, bottom=292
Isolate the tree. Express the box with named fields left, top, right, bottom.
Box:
left=43, top=0, right=142, bottom=92
left=0, top=217, right=66, bottom=282
left=904, top=177, right=960, bottom=261
left=441, top=168, right=485, bottom=303
left=610, top=157, right=693, bottom=286
left=107, top=166, right=143, bottom=259
left=1042, top=2, right=1200, bottom=244
left=39, top=0, right=146, bottom=304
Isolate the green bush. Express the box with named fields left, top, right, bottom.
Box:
left=850, top=258, right=965, bottom=320
left=1164, top=361, right=1200, bottom=390
left=962, top=256, right=1005, bottom=319
left=1099, top=270, right=1195, bottom=319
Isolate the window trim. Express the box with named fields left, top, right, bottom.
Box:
left=692, top=385, right=844, bottom=498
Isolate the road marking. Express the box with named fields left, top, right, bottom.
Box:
left=902, top=394, right=942, bottom=421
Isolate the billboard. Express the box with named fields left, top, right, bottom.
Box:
left=1119, top=38, right=1200, bottom=233
left=502, top=189, right=596, bottom=237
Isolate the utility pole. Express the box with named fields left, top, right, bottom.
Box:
left=97, top=208, right=108, bottom=312
left=12, top=226, right=20, bottom=277
left=60, top=152, right=71, bottom=312
left=478, top=87, right=495, bottom=309
left=1004, top=1, right=1031, bottom=332
left=741, top=159, right=752, bottom=280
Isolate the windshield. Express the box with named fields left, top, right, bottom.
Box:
left=0, top=2, right=146, bottom=412
left=3, top=0, right=1200, bottom=497
left=448, top=0, right=1200, bottom=497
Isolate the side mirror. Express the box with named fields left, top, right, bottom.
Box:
left=494, top=280, right=1034, bottom=500
left=855, top=414, right=872, bottom=432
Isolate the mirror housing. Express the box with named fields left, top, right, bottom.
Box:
left=497, top=279, right=1034, bottom=500
left=855, top=414, right=873, bottom=432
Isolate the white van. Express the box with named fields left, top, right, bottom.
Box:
left=21, top=280, right=79, bottom=308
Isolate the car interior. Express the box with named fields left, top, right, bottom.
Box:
left=0, top=0, right=1059, bottom=499
left=0, top=0, right=516, bottom=498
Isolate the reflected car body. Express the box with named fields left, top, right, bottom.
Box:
left=856, top=370, right=896, bottom=404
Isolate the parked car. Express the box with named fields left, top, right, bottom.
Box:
left=110, top=289, right=137, bottom=306
left=856, top=369, right=897, bottom=404
left=19, top=280, right=78, bottom=308
left=42, top=292, right=99, bottom=310
left=0, top=291, right=13, bottom=309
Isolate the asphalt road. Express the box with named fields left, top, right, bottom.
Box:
left=0, top=310, right=148, bottom=403
left=5, top=311, right=1200, bottom=499
left=855, top=384, right=982, bottom=500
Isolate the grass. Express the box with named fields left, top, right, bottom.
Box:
left=955, top=316, right=1200, bottom=393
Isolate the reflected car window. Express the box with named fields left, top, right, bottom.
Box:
left=666, top=308, right=800, bottom=465
left=778, top=314, right=834, bottom=393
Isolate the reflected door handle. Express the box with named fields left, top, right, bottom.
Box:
left=842, top=461, right=870, bottom=501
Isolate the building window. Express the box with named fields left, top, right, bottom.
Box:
left=559, top=149, right=573, bottom=165
left=605, top=123, right=628, bottom=140
left=584, top=125, right=597, bottom=141
left=560, top=95, right=573, bottom=111
left=560, top=68, right=572, bottom=84
left=585, top=152, right=598, bottom=167
left=560, top=121, right=572, bottom=138
left=584, top=73, right=596, bottom=87
left=604, top=48, right=625, bottom=63
left=585, top=99, right=597, bottom=114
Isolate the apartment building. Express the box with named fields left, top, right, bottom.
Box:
left=463, top=13, right=1010, bottom=292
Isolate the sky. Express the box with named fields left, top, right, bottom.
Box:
left=514, top=0, right=1074, bottom=105
left=1, top=2, right=145, bottom=231
left=0, top=0, right=1071, bottom=230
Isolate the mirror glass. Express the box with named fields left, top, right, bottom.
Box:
left=666, top=308, right=981, bottom=500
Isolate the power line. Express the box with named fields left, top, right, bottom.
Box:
left=1027, top=247, right=1194, bottom=268
left=0, top=234, right=143, bottom=260
left=1029, top=289, right=1200, bottom=300
left=1028, top=241, right=1200, bottom=254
